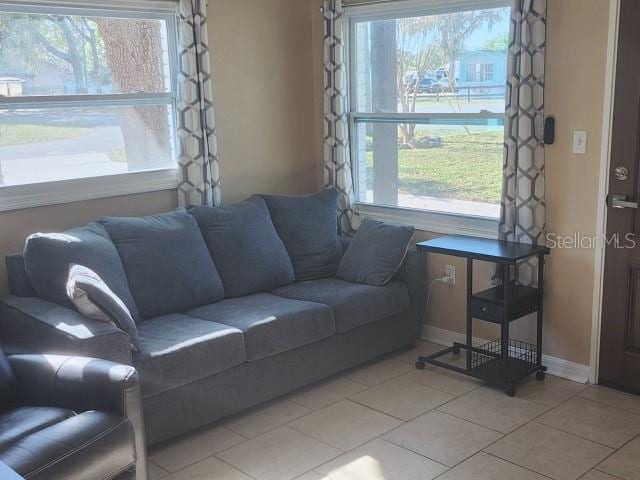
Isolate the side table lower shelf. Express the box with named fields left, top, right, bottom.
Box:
left=415, top=339, right=547, bottom=396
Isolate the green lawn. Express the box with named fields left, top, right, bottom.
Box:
left=0, top=124, right=89, bottom=147
left=366, top=130, right=503, bottom=204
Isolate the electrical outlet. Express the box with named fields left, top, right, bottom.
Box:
left=444, top=264, right=456, bottom=285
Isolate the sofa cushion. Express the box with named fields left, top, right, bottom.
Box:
left=23, top=223, right=140, bottom=321
left=337, top=218, right=414, bottom=286
left=188, top=293, right=335, bottom=361
left=273, top=278, right=410, bottom=333
left=135, top=314, right=245, bottom=396
left=190, top=196, right=294, bottom=297
left=261, top=189, right=341, bottom=281
left=100, top=209, right=225, bottom=318
left=66, top=264, right=141, bottom=353
left=0, top=407, right=75, bottom=451
left=0, top=411, right=134, bottom=480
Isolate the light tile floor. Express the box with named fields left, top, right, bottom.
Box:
left=147, top=341, right=640, bottom=480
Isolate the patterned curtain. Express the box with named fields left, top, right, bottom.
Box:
left=499, top=0, right=547, bottom=285
left=176, top=0, right=222, bottom=207
left=323, top=0, right=358, bottom=235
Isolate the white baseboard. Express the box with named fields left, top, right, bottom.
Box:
left=421, top=325, right=590, bottom=384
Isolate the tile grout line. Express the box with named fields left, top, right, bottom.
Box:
left=591, top=430, right=640, bottom=477
left=474, top=384, right=617, bottom=478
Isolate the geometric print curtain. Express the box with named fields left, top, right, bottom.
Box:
left=323, top=0, right=358, bottom=235
left=176, top=0, right=222, bottom=207
left=499, top=0, right=547, bottom=285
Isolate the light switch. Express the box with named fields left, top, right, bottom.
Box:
left=573, top=130, right=588, bottom=154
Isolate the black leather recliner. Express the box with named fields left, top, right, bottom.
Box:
left=0, top=348, right=147, bottom=480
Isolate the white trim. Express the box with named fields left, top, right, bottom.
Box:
left=0, top=0, right=178, bottom=15
left=589, top=0, right=621, bottom=385
left=358, top=203, right=499, bottom=238
left=343, top=0, right=509, bottom=21
left=0, top=169, right=178, bottom=212
left=422, top=324, right=591, bottom=384
left=1, top=93, right=173, bottom=110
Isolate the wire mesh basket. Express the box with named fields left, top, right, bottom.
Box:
left=471, top=338, right=537, bottom=384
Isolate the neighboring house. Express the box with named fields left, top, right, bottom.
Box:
left=0, top=60, right=68, bottom=96
left=456, top=49, right=507, bottom=94
left=0, top=77, right=24, bottom=96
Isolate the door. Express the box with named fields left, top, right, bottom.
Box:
left=599, top=0, right=640, bottom=394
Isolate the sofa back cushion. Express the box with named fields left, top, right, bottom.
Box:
left=99, top=208, right=224, bottom=318
left=261, top=189, right=341, bottom=281
left=190, top=196, right=294, bottom=297
left=23, top=223, right=140, bottom=321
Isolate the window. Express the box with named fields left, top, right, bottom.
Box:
left=0, top=1, right=178, bottom=208
left=467, top=63, right=494, bottom=82
left=347, top=0, right=510, bottom=223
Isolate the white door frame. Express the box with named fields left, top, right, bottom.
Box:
left=589, top=0, right=622, bottom=384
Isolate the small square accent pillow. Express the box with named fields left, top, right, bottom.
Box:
left=190, top=196, right=294, bottom=297
left=261, top=188, right=341, bottom=281
left=66, top=264, right=141, bottom=353
left=337, top=218, right=414, bottom=286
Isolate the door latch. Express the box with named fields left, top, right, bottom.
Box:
left=608, top=194, right=639, bottom=209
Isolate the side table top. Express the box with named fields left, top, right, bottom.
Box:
left=417, top=235, right=550, bottom=263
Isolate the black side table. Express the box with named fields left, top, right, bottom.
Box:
left=415, top=235, right=551, bottom=396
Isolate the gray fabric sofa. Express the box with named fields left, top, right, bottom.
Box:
left=0, top=194, right=427, bottom=446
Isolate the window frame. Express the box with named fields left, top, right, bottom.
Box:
left=344, top=0, right=510, bottom=238
left=0, top=0, right=180, bottom=211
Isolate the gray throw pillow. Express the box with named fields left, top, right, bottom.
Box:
left=190, top=196, right=295, bottom=297
left=99, top=208, right=225, bottom=318
left=23, top=223, right=140, bottom=321
left=261, top=188, right=341, bottom=281
left=337, top=218, right=414, bottom=286
left=66, top=264, right=141, bottom=353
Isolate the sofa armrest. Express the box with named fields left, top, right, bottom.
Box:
left=8, top=354, right=147, bottom=480
left=0, top=296, right=132, bottom=364
left=395, top=247, right=428, bottom=331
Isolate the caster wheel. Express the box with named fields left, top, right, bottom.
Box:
left=415, top=361, right=426, bottom=370
left=452, top=346, right=461, bottom=355
left=505, top=386, right=516, bottom=397
left=536, top=370, right=546, bottom=381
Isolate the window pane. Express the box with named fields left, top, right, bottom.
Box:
left=353, top=119, right=503, bottom=218
left=0, top=105, right=175, bottom=186
left=353, top=6, right=510, bottom=115
left=0, top=11, right=171, bottom=96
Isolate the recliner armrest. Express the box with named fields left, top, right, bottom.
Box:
left=0, top=296, right=131, bottom=364
left=8, top=354, right=147, bottom=480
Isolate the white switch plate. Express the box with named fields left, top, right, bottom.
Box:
left=573, top=130, right=588, bottom=154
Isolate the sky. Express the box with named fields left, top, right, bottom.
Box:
left=465, top=7, right=511, bottom=50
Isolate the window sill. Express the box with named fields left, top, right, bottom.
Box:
left=357, top=203, right=499, bottom=239
left=0, top=169, right=178, bottom=212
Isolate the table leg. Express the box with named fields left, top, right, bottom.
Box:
left=466, top=258, right=473, bottom=371
left=503, top=263, right=513, bottom=395
left=536, top=253, right=546, bottom=380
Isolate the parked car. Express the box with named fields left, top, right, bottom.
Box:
left=432, top=77, right=459, bottom=93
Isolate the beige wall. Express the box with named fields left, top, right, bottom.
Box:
left=311, top=0, right=611, bottom=365
left=208, top=0, right=318, bottom=204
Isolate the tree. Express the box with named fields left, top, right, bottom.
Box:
left=96, top=18, right=170, bottom=170
left=396, top=16, right=438, bottom=145
left=433, top=10, right=503, bottom=88
left=485, top=33, right=509, bottom=51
